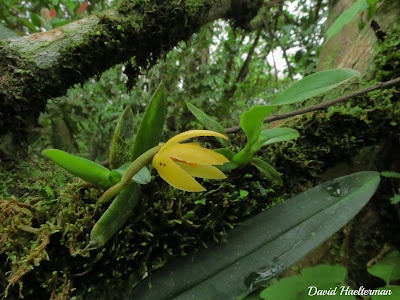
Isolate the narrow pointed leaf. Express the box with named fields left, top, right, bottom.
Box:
left=270, top=68, right=360, bottom=106
left=131, top=83, right=166, bottom=161
left=252, top=158, right=283, bottom=186
left=251, top=128, right=299, bottom=152
left=128, top=171, right=380, bottom=300
left=43, top=149, right=112, bottom=187
left=186, top=102, right=230, bottom=147
left=109, top=105, right=136, bottom=169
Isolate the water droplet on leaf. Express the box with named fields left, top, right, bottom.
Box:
left=326, top=182, right=341, bottom=197
left=245, top=265, right=283, bottom=290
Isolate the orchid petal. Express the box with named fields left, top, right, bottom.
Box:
left=153, top=153, right=205, bottom=192
left=163, top=130, right=227, bottom=149
left=163, top=143, right=229, bottom=165
left=175, top=162, right=227, bottom=179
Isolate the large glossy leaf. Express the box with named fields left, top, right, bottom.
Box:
left=127, top=171, right=380, bottom=300
left=131, top=83, right=166, bottom=161
left=324, top=0, right=369, bottom=44
left=109, top=105, right=136, bottom=169
left=270, top=68, right=360, bottom=106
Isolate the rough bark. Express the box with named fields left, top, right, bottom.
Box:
left=0, top=0, right=263, bottom=155
left=318, top=0, right=400, bottom=72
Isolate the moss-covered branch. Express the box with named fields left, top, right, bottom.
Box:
left=0, top=0, right=262, bottom=153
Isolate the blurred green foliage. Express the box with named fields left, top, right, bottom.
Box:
left=2, top=0, right=328, bottom=162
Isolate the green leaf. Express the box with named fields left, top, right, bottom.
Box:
left=324, top=0, right=369, bottom=44
left=381, top=171, right=400, bottom=179
left=239, top=190, right=249, bottom=198
left=252, top=158, right=283, bottom=186
left=90, top=182, right=141, bottom=248
left=366, top=0, right=381, bottom=5
left=260, top=265, right=349, bottom=300
left=128, top=171, right=380, bottom=300
left=43, top=149, right=112, bottom=187
left=371, top=286, right=400, bottom=300
left=53, top=20, right=73, bottom=27
left=20, top=18, right=39, bottom=32
left=390, top=194, right=400, bottom=205
left=270, top=69, right=361, bottom=106
left=31, top=14, right=42, bottom=28
left=368, top=251, right=400, bottom=285
left=251, top=128, right=299, bottom=152
left=231, top=148, right=254, bottom=166
left=214, top=148, right=239, bottom=171
left=214, top=148, right=235, bottom=160
left=109, top=163, right=151, bottom=185
left=109, top=105, right=136, bottom=169
left=186, top=102, right=230, bottom=147
left=216, top=161, right=239, bottom=172
left=131, top=83, right=166, bottom=161
left=240, top=106, right=276, bottom=148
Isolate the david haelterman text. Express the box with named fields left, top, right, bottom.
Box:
left=308, top=286, right=392, bottom=296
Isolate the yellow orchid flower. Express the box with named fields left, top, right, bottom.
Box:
left=153, top=130, right=230, bottom=192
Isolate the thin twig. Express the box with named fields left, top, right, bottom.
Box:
left=222, top=30, right=262, bottom=102
left=265, top=23, right=294, bottom=81
left=225, top=77, right=400, bottom=134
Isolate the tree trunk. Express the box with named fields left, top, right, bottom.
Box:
left=318, top=0, right=400, bottom=73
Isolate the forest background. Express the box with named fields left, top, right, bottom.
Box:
left=1, top=0, right=400, bottom=299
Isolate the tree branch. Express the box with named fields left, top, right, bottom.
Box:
left=225, top=77, right=400, bottom=134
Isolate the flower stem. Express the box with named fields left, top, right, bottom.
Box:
left=98, top=182, right=128, bottom=204
left=97, top=144, right=162, bottom=204
left=121, top=144, right=162, bottom=183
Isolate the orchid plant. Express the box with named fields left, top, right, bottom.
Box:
left=43, top=69, right=362, bottom=249
left=42, top=69, right=383, bottom=299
